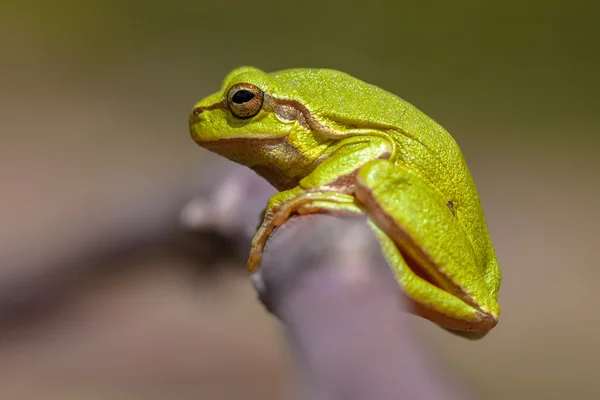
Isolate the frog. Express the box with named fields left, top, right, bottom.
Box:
left=189, top=66, right=501, bottom=333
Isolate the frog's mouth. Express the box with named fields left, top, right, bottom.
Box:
left=193, top=136, right=287, bottom=148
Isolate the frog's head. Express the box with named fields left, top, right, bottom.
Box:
left=189, top=66, right=334, bottom=189
left=189, top=66, right=303, bottom=144
left=190, top=66, right=408, bottom=189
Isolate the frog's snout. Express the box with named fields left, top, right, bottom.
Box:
left=189, top=105, right=209, bottom=133
left=189, top=106, right=205, bottom=125
left=189, top=100, right=228, bottom=130
left=188, top=107, right=204, bottom=142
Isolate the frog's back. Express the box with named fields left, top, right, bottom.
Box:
left=269, top=68, right=499, bottom=291
left=268, top=68, right=463, bottom=171
left=268, top=69, right=463, bottom=186
left=226, top=67, right=466, bottom=201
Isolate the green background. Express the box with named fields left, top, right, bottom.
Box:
left=1, top=1, right=598, bottom=398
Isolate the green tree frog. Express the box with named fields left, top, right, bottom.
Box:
left=189, top=67, right=501, bottom=333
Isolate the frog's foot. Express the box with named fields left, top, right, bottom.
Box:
left=247, top=191, right=363, bottom=272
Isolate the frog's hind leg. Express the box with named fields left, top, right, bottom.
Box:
left=367, top=223, right=494, bottom=333
left=354, top=159, right=498, bottom=333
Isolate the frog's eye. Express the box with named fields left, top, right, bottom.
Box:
left=227, top=83, right=264, bottom=118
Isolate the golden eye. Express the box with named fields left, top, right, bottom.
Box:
left=227, top=83, right=264, bottom=118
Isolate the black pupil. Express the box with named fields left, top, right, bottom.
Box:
left=232, top=90, right=255, bottom=104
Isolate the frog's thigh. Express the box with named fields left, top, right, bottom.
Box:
left=356, top=160, right=492, bottom=332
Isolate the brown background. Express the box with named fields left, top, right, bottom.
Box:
left=1, top=1, right=599, bottom=398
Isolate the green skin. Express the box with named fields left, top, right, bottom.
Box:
left=189, top=66, right=501, bottom=333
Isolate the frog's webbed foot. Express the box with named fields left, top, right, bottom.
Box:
left=247, top=190, right=363, bottom=272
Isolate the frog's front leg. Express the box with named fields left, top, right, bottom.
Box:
left=355, top=159, right=500, bottom=332
left=248, top=137, right=391, bottom=271
left=248, top=190, right=362, bottom=271
left=247, top=187, right=307, bottom=271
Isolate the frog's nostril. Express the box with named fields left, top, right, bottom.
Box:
left=192, top=107, right=203, bottom=116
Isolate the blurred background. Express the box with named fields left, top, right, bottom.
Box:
left=1, top=0, right=599, bottom=398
